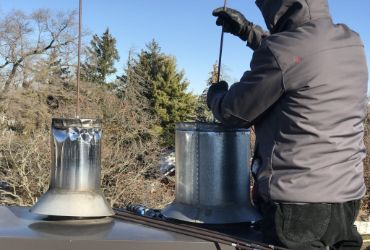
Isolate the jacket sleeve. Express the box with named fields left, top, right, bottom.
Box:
left=246, top=24, right=270, bottom=51
left=210, top=45, right=284, bottom=127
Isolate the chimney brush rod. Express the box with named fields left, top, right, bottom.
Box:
left=217, top=0, right=228, bottom=83
left=212, top=0, right=228, bottom=123
left=76, top=0, right=82, bottom=118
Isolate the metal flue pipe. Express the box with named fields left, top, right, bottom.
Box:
left=30, top=118, right=114, bottom=217
left=162, top=122, right=261, bottom=224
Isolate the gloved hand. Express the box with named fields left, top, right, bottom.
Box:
left=213, top=7, right=269, bottom=50
left=207, top=81, right=229, bottom=109
left=212, top=7, right=253, bottom=42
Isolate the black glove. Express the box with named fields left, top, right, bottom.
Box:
left=213, top=7, right=269, bottom=50
left=207, top=81, right=229, bottom=109
left=212, top=7, right=252, bottom=42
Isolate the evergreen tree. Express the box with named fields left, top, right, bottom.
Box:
left=134, top=40, right=163, bottom=103
left=33, top=49, right=70, bottom=85
left=132, top=40, right=196, bottom=147
left=208, top=62, right=219, bottom=84
left=195, top=62, right=218, bottom=122
left=47, top=49, right=70, bottom=84
left=113, top=48, right=134, bottom=99
left=81, top=28, right=119, bottom=84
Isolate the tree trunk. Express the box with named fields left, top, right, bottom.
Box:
left=3, top=63, right=19, bottom=92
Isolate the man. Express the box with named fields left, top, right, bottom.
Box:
left=208, top=0, right=368, bottom=249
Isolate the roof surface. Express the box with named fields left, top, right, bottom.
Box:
left=0, top=206, right=271, bottom=250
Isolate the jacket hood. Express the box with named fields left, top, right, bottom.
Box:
left=255, top=0, right=330, bottom=33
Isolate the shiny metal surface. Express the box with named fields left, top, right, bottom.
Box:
left=50, top=118, right=102, bottom=191
left=31, top=118, right=113, bottom=217
left=163, top=122, right=261, bottom=224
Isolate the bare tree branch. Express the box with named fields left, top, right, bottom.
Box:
left=0, top=9, right=77, bottom=91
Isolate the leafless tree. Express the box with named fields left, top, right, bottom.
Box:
left=0, top=9, right=77, bottom=91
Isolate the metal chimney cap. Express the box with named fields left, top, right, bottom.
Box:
left=52, top=118, right=101, bottom=129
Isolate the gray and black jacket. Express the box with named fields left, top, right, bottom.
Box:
left=209, top=0, right=368, bottom=203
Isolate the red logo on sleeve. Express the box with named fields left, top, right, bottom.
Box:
left=294, top=56, right=302, bottom=65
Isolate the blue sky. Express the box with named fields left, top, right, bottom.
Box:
left=0, top=0, right=369, bottom=95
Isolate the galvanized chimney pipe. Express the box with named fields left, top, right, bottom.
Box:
left=162, top=122, right=261, bottom=224
left=31, top=118, right=113, bottom=217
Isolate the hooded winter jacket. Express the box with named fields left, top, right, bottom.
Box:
left=209, top=0, right=368, bottom=203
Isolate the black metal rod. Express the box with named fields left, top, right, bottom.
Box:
left=76, top=0, right=82, bottom=118
left=212, top=0, right=228, bottom=123
left=217, top=0, right=228, bottom=83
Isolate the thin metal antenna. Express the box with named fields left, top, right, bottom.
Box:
left=217, top=0, right=228, bottom=83
left=76, top=0, right=82, bottom=118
